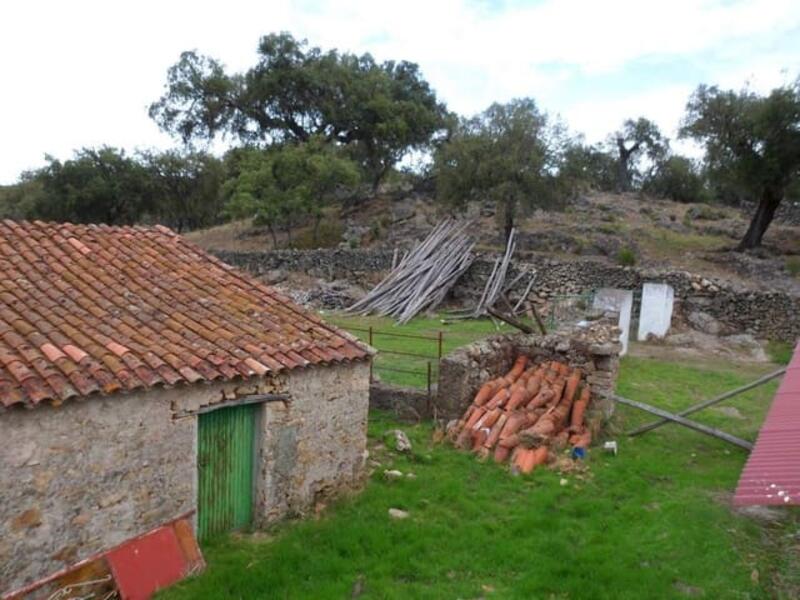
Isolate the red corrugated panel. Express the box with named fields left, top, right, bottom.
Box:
left=106, top=526, right=187, bottom=600
left=733, top=341, right=800, bottom=506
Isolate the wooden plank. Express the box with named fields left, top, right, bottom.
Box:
left=627, top=368, right=786, bottom=436
left=613, top=394, right=753, bottom=450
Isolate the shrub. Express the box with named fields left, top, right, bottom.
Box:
left=786, top=257, right=800, bottom=278
left=616, top=247, right=637, bottom=266
left=293, top=221, right=344, bottom=249
left=643, top=155, right=709, bottom=203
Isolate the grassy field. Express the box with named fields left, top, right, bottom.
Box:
left=323, top=312, right=530, bottom=388
left=160, top=320, right=798, bottom=599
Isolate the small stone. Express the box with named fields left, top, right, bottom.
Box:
left=406, top=473, right=417, bottom=480
left=98, top=492, right=125, bottom=508
left=11, top=508, right=41, bottom=531
left=560, top=478, right=568, bottom=486
left=71, top=513, right=91, bottom=526
left=388, top=508, right=409, bottom=519
left=383, top=469, right=404, bottom=480
left=387, top=429, right=412, bottom=453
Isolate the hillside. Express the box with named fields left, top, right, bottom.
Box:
left=186, top=192, right=800, bottom=295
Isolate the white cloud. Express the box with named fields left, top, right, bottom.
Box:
left=1, top=0, right=798, bottom=182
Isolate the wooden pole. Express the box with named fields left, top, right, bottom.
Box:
left=612, top=395, right=753, bottom=450
left=627, top=368, right=786, bottom=437
left=525, top=301, right=547, bottom=335
left=487, top=306, right=534, bottom=334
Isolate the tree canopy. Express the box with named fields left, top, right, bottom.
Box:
left=224, top=139, right=360, bottom=247
left=29, top=147, right=153, bottom=225
left=610, top=117, right=669, bottom=192
left=642, top=155, right=708, bottom=204
left=681, top=79, right=800, bottom=249
left=12, top=147, right=225, bottom=229
left=434, top=98, right=566, bottom=241
left=140, top=149, right=225, bottom=232
left=150, top=32, right=448, bottom=189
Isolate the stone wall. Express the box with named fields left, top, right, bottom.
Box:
left=0, top=387, right=195, bottom=593
left=1, top=360, right=370, bottom=594
left=214, top=248, right=394, bottom=280
left=257, top=361, right=370, bottom=523
left=369, top=381, right=432, bottom=421
left=435, top=317, right=622, bottom=424
left=215, top=249, right=800, bottom=342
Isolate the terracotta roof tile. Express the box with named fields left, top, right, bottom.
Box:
left=0, top=221, right=372, bottom=408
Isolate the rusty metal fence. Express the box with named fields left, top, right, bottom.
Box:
left=345, top=326, right=444, bottom=396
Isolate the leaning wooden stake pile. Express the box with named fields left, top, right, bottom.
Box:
left=449, top=356, right=592, bottom=474
left=347, top=219, right=476, bottom=324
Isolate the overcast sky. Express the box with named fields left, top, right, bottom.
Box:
left=2, top=0, right=799, bottom=184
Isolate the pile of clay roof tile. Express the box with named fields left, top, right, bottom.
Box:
left=448, top=356, right=592, bottom=474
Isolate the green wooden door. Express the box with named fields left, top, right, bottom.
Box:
left=197, top=403, right=257, bottom=541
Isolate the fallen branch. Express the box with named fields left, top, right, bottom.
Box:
left=487, top=306, right=534, bottom=334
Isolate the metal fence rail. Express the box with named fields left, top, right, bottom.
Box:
left=346, top=325, right=444, bottom=396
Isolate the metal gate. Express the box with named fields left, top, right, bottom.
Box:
left=197, top=403, right=258, bottom=541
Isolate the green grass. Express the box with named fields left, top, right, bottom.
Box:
left=160, top=350, right=799, bottom=599
left=616, top=246, right=637, bottom=266
left=766, top=340, right=794, bottom=365
left=323, top=312, right=518, bottom=388
left=786, top=257, right=800, bottom=278
left=638, top=226, right=728, bottom=259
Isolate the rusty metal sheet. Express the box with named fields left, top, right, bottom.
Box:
left=106, top=526, right=187, bottom=600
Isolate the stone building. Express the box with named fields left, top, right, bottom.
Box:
left=0, top=221, right=372, bottom=596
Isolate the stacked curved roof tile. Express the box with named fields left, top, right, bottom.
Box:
left=0, top=220, right=371, bottom=409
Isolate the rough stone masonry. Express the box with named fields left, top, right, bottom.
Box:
left=215, top=249, right=800, bottom=342
left=0, top=360, right=369, bottom=594
left=436, top=315, right=621, bottom=435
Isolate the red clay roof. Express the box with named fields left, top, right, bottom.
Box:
left=733, top=341, right=800, bottom=506
left=0, top=220, right=371, bottom=409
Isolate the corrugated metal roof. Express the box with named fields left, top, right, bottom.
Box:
left=733, top=341, right=800, bottom=506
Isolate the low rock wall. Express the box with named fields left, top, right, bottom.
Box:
left=435, top=317, right=622, bottom=427
left=216, top=249, right=800, bottom=342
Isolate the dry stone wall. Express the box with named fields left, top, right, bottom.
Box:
left=436, top=317, right=622, bottom=425
left=216, top=249, right=800, bottom=342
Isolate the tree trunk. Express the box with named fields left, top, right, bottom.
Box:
left=616, top=138, right=632, bottom=193
left=268, top=225, right=278, bottom=250
left=312, top=214, right=321, bottom=245
left=371, top=163, right=389, bottom=194
left=737, top=186, right=783, bottom=251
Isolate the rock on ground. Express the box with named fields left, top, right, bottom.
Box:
left=387, top=429, right=412, bottom=453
